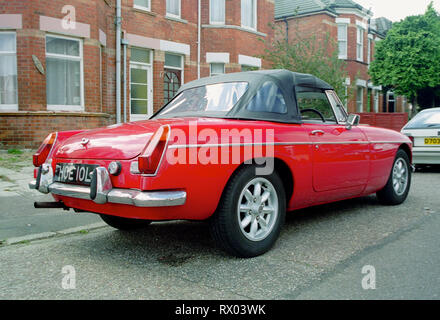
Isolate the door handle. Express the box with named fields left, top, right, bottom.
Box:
left=310, top=130, right=325, bottom=136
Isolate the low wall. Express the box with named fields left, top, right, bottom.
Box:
left=358, top=113, right=409, bottom=132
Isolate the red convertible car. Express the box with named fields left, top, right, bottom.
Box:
left=30, top=70, right=412, bottom=257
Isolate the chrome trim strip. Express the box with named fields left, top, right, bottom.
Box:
left=168, top=141, right=406, bottom=149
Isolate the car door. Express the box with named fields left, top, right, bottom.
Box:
left=296, top=88, right=370, bottom=194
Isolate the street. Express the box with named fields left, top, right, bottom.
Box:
left=0, top=166, right=439, bottom=299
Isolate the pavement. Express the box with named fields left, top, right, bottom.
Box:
left=0, top=151, right=102, bottom=241
left=0, top=157, right=439, bottom=300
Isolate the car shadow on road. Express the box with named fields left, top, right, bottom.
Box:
left=415, top=165, right=440, bottom=174
left=72, top=194, right=382, bottom=265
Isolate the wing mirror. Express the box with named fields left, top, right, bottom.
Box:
left=346, top=114, right=360, bottom=130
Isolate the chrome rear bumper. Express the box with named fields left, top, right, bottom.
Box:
left=29, top=165, right=186, bottom=208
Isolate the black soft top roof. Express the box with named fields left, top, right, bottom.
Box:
left=155, top=69, right=334, bottom=124
left=178, top=69, right=333, bottom=93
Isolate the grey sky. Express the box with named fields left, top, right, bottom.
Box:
left=354, top=0, right=440, bottom=21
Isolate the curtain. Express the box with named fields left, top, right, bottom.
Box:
left=0, top=33, right=17, bottom=105
left=46, top=37, right=81, bottom=106
left=46, top=58, right=80, bottom=106
left=241, top=0, right=255, bottom=28
left=0, top=55, right=17, bottom=104
left=167, top=0, right=180, bottom=16
left=210, top=0, right=225, bottom=23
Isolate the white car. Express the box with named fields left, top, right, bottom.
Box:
left=401, top=108, right=440, bottom=165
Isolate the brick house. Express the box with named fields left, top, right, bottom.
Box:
left=275, top=0, right=407, bottom=116
left=0, top=0, right=274, bottom=149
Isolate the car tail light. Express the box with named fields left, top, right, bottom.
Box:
left=138, top=126, right=170, bottom=174
left=33, top=132, right=57, bottom=167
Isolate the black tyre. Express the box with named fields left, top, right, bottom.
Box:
left=376, top=149, right=411, bottom=205
left=209, top=165, right=286, bottom=258
left=100, top=214, right=152, bottom=230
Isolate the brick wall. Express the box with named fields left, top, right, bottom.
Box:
left=0, top=0, right=274, bottom=149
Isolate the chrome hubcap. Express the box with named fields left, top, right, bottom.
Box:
left=392, top=158, right=409, bottom=196
left=237, top=178, right=278, bottom=242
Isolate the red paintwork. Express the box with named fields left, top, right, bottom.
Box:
left=44, top=117, right=412, bottom=221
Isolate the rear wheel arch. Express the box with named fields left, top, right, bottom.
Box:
left=217, top=157, right=294, bottom=211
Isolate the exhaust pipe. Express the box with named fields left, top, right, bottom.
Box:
left=34, top=202, right=70, bottom=210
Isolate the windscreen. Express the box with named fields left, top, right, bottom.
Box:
left=155, top=82, right=249, bottom=118
left=405, top=110, right=440, bottom=129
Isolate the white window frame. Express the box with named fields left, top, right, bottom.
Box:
left=210, top=63, right=225, bottom=76
left=373, top=89, right=379, bottom=113
left=356, top=86, right=364, bottom=112
left=241, top=0, right=257, bottom=31
left=166, top=0, right=181, bottom=19
left=45, top=34, right=84, bottom=112
left=367, top=37, right=372, bottom=65
left=130, top=48, right=153, bottom=121
left=356, top=27, right=364, bottom=62
left=133, top=0, right=151, bottom=12
left=337, top=24, right=348, bottom=60
left=210, top=0, right=225, bottom=25
left=0, top=31, right=18, bottom=111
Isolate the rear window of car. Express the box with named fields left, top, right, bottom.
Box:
left=155, top=82, right=249, bottom=118
left=405, top=110, right=440, bottom=129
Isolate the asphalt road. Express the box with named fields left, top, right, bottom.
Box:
left=0, top=167, right=439, bottom=300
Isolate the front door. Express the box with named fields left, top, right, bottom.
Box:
left=296, top=88, right=370, bottom=194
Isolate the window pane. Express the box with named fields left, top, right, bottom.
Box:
left=211, top=0, right=225, bottom=23
left=131, top=48, right=150, bottom=64
left=356, top=87, right=363, bottom=112
left=337, top=25, right=347, bottom=40
left=134, top=0, right=149, bottom=8
left=0, top=33, right=16, bottom=52
left=165, top=53, right=182, bottom=68
left=210, top=63, right=224, bottom=75
left=166, top=0, right=180, bottom=16
left=246, top=81, right=287, bottom=114
left=46, top=37, right=79, bottom=56
left=0, top=54, right=17, bottom=104
left=131, top=99, right=148, bottom=115
left=131, top=68, right=148, bottom=84
left=241, top=0, right=256, bottom=29
left=131, top=84, right=148, bottom=99
left=297, top=90, right=336, bottom=122
left=46, top=57, right=81, bottom=105
left=338, top=41, right=347, bottom=57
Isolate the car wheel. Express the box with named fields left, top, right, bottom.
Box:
left=376, top=149, right=411, bottom=205
left=100, top=214, right=152, bottom=230
left=210, top=165, right=286, bottom=258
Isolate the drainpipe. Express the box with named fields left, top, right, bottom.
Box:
left=115, top=0, right=122, bottom=124
left=197, top=0, right=201, bottom=79
left=283, top=18, right=289, bottom=44
left=122, top=36, right=128, bottom=123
